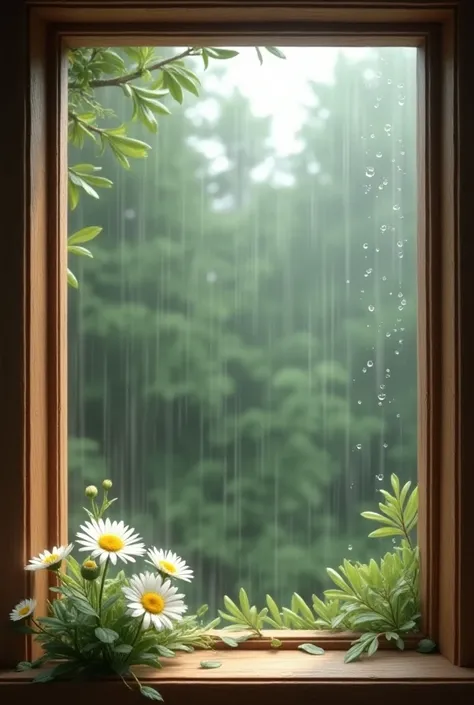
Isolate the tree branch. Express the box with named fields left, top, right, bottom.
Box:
left=86, top=48, right=196, bottom=89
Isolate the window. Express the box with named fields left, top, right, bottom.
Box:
left=2, top=2, right=474, bottom=702
left=68, top=45, right=418, bottom=616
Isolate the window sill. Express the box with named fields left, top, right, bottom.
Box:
left=1, top=650, right=474, bottom=704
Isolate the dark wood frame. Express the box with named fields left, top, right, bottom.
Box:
left=1, top=0, right=473, bottom=702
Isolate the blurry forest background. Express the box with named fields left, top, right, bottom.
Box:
left=68, top=46, right=418, bottom=613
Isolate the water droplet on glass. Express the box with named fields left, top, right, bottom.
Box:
left=393, top=204, right=401, bottom=211
left=376, top=151, right=383, bottom=158
left=362, top=367, right=367, bottom=373
left=396, top=413, right=401, bottom=418
left=378, top=393, right=386, bottom=401
left=385, top=332, right=391, bottom=338
left=380, top=384, right=386, bottom=390
left=206, top=271, right=218, bottom=284
left=367, top=360, right=374, bottom=368
left=382, top=276, right=387, bottom=281
left=370, top=133, right=375, bottom=139
left=346, top=279, right=350, bottom=284
left=366, top=167, right=375, bottom=178
left=380, top=225, right=387, bottom=233
left=356, top=444, right=362, bottom=450
left=363, top=243, right=369, bottom=250
left=398, top=95, right=406, bottom=106
left=366, top=268, right=373, bottom=275
left=387, top=78, right=392, bottom=84
left=395, top=350, right=400, bottom=355
left=357, top=400, right=362, bottom=405
left=401, top=298, right=407, bottom=306
left=376, top=473, right=384, bottom=481
left=383, top=442, right=388, bottom=448
left=384, top=123, right=392, bottom=133
left=124, top=208, right=136, bottom=220
left=397, top=241, right=403, bottom=248
left=382, top=177, right=389, bottom=186
left=368, top=305, right=375, bottom=312
left=348, top=544, right=353, bottom=551
left=397, top=83, right=404, bottom=89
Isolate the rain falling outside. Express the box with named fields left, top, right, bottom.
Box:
left=68, top=46, right=418, bottom=616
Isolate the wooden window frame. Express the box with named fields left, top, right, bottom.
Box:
left=1, top=1, right=474, bottom=702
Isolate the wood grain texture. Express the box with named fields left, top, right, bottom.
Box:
left=1, top=0, right=472, bottom=685
left=1, top=652, right=474, bottom=704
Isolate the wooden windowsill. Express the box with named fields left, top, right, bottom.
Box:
left=1, top=650, right=474, bottom=704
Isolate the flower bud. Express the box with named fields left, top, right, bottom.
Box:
left=85, top=485, right=98, bottom=498
left=102, top=479, right=113, bottom=490
left=81, top=559, right=100, bottom=581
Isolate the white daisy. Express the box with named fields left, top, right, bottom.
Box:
left=146, top=548, right=194, bottom=582
left=10, top=598, right=36, bottom=621
left=122, top=571, right=187, bottom=631
left=25, top=544, right=74, bottom=571
left=76, top=518, right=145, bottom=565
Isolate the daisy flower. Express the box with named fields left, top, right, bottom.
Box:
left=122, top=571, right=187, bottom=630
left=76, top=518, right=145, bottom=565
left=146, top=548, right=194, bottom=582
left=25, top=544, right=74, bottom=571
left=10, top=598, right=36, bottom=622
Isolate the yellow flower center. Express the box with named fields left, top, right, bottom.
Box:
left=159, top=560, right=177, bottom=574
left=84, top=560, right=97, bottom=569
left=98, top=534, right=124, bottom=552
left=42, top=553, right=60, bottom=565
left=18, top=606, right=30, bottom=616
left=141, top=592, right=165, bottom=614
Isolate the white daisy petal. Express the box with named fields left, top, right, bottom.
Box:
left=121, top=571, right=187, bottom=632
left=25, top=544, right=74, bottom=572
left=10, top=598, right=36, bottom=622
left=75, top=519, right=145, bottom=565
left=145, top=547, right=194, bottom=582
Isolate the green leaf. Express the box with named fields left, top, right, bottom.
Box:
left=68, top=180, right=80, bottom=210
left=292, top=592, right=316, bottom=624
left=264, top=46, right=286, bottom=59
left=200, top=661, right=222, bottom=669
left=156, top=645, right=175, bottom=658
left=326, top=567, right=353, bottom=594
left=344, top=640, right=368, bottom=663
left=206, top=48, right=240, bottom=60
left=256, top=47, right=263, bottom=65
left=95, top=627, right=119, bottom=644
left=201, top=48, right=209, bottom=69
left=220, top=636, right=239, bottom=648
left=298, top=643, right=325, bottom=655
left=223, top=595, right=244, bottom=620
left=368, top=527, right=406, bottom=539
left=367, top=636, right=379, bottom=657
left=361, top=511, right=398, bottom=526
left=106, top=133, right=151, bottom=159
left=114, top=644, right=133, bottom=654
left=101, top=593, right=121, bottom=612
left=140, top=686, right=164, bottom=701
left=68, top=225, right=102, bottom=245
left=67, top=268, right=78, bottom=288
left=68, top=245, right=93, bottom=258
left=266, top=594, right=283, bottom=626
left=196, top=604, right=209, bottom=618
left=16, top=661, right=32, bottom=671
left=391, top=473, right=401, bottom=497
left=70, top=597, right=98, bottom=617
left=417, top=638, right=437, bottom=654
left=163, top=72, right=183, bottom=104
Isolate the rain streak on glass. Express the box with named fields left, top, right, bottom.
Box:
left=68, top=46, right=418, bottom=614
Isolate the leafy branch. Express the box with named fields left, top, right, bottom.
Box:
left=218, top=475, right=431, bottom=663
left=66, top=44, right=285, bottom=287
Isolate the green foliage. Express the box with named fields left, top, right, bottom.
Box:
left=218, top=475, right=426, bottom=663
left=67, top=45, right=284, bottom=286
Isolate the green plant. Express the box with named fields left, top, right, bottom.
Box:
left=10, top=480, right=219, bottom=701
left=67, top=45, right=285, bottom=286
left=218, top=474, right=427, bottom=662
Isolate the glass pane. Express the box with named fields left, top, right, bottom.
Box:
left=68, top=46, right=418, bottom=615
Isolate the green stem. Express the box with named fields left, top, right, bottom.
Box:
left=86, top=47, right=197, bottom=88
left=130, top=614, right=145, bottom=648
left=98, top=557, right=110, bottom=621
